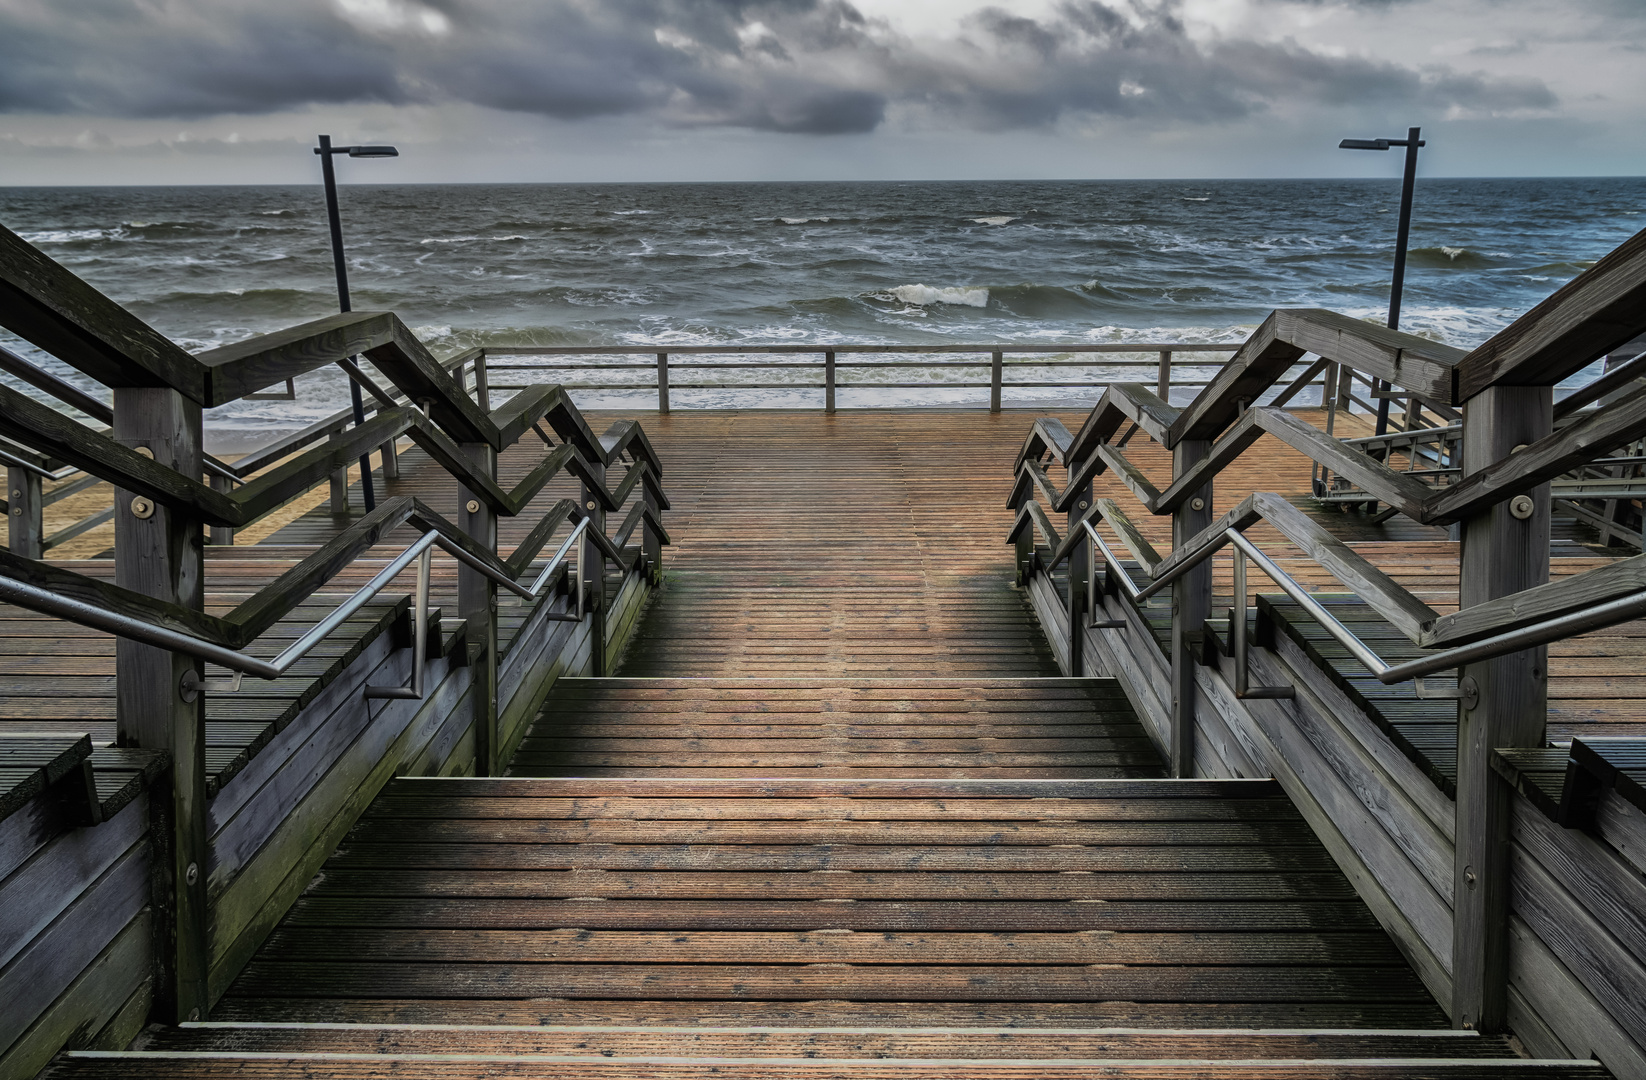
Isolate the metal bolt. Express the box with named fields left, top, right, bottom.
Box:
left=1079, top=500, right=1089, bottom=510
left=1463, top=865, right=1477, bottom=891
left=1190, top=497, right=1205, bottom=512
left=465, top=499, right=480, bottom=514
left=130, top=496, right=155, bottom=519
left=1459, top=676, right=1480, bottom=711
left=178, top=668, right=201, bottom=703
left=1509, top=494, right=1535, bottom=520
left=9, top=507, right=17, bottom=517
left=9, top=488, right=18, bottom=500
left=1512, top=443, right=1529, bottom=455
left=134, top=445, right=154, bottom=459
left=186, top=862, right=199, bottom=886
left=585, top=500, right=597, bottom=511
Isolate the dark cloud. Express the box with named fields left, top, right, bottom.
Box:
left=0, top=0, right=1559, bottom=136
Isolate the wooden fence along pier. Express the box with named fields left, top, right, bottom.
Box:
left=1, top=216, right=1646, bottom=1078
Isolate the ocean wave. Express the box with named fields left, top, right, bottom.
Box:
left=971, top=216, right=1018, bottom=226
left=18, top=228, right=110, bottom=244
left=260, top=209, right=295, bottom=216
left=1180, top=197, right=1210, bottom=203
left=412, top=324, right=453, bottom=342
left=1407, top=245, right=1498, bottom=269
left=778, top=216, right=831, bottom=225
left=886, top=284, right=990, bottom=308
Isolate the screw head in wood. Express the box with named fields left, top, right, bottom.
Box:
left=178, top=668, right=201, bottom=703
left=1079, top=500, right=1089, bottom=510
left=134, top=446, right=154, bottom=459
left=465, top=499, right=480, bottom=514
left=186, top=862, right=199, bottom=886
left=130, top=496, right=155, bottom=520
left=1459, top=675, right=1480, bottom=711
left=1190, top=497, right=1205, bottom=511
left=586, top=500, right=598, bottom=511
left=1509, top=494, right=1535, bottom=520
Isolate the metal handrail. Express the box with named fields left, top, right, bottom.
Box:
left=1080, top=517, right=1646, bottom=695
left=0, top=518, right=589, bottom=698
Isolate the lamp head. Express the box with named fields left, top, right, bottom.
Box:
left=1339, top=139, right=1391, bottom=151
left=347, top=145, right=399, bottom=158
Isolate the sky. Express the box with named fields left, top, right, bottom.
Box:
left=0, top=0, right=1641, bottom=185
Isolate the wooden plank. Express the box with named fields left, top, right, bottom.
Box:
left=1457, top=224, right=1646, bottom=400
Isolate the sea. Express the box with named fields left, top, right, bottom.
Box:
left=1, top=178, right=1642, bottom=446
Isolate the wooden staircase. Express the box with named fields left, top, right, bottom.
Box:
left=38, top=412, right=1612, bottom=1078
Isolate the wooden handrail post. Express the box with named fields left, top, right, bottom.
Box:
left=990, top=350, right=1003, bottom=412
left=328, top=466, right=349, bottom=515
left=1452, top=384, right=1551, bottom=1032
left=458, top=443, right=499, bottom=775
left=208, top=473, right=235, bottom=546
left=7, top=463, right=42, bottom=558
left=473, top=352, right=491, bottom=412
left=581, top=458, right=608, bottom=677
left=825, top=351, right=836, bottom=414
left=1065, top=474, right=1094, bottom=677
left=1169, top=440, right=1213, bottom=777
left=643, top=480, right=663, bottom=587
left=1157, top=351, right=1172, bottom=402
left=657, top=353, right=670, bottom=414
left=380, top=437, right=399, bottom=481
left=112, top=386, right=209, bottom=1022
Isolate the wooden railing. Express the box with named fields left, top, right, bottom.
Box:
left=0, top=220, right=670, bottom=1032
left=1007, top=222, right=1646, bottom=1065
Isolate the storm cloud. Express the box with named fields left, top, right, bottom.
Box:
left=0, top=0, right=1560, bottom=135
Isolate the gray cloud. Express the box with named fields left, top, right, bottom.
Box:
left=0, top=0, right=1559, bottom=136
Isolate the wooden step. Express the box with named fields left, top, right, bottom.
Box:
left=46, top=1051, right=1611, bottom=1079
left=512, top=679, right=1165, bottom=780
left=138, top=1022, right=1516, bottom=1059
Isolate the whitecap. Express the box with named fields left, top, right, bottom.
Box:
left=889, top=284, right=990, bottom=308
left=412, top=325, right=453, bottom=341
left=1442, top=246, right=1468, bottom=260
left=1180, top=197, right=1209, bottom=203
left=260, top=209, right=294, bottom=216
left=779, top=216, right=831, bottom=225
left=19, top=229, right=107, bottom=244
left=971, top=216, right=1017, bottom=226
left=419, top=236, right=481, bottom=244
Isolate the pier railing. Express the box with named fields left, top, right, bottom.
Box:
left=465, top=342, right=1248, bottom=413
left=1008, top=223, right=1646, bottom=1067
left=0, top=220, right=668, bottom=1039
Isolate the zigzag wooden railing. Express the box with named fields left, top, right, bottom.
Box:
left=0, top=221, right=671, bottom=1030
left=1009, top=222, right=1646, bottom=1054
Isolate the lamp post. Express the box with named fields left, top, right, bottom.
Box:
left=315, top=135, right=398, bottom=512
left=1340, top=126, right=1425, bottom=436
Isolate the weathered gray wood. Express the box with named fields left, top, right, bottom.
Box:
left=989, top=349, right=1003, bottom=412
left=112, top=384, right=209, bottom=1023
left=0, top=910, right=152, bottom=1080
left=1457, top=225, right=1646, bottom=400
left=658, top=353, right=671, bottom=414
left=1171, top=439, right=1212, bottom=778
left=1509, top=846, right=1646, bottom=1053
left=205, top=655, right=469, bottom=1002
left=1555, top=348, right=1646, bottom=420
left=0, top=792, right=145, bottom=972
left=1094, top=498, right=1162, bottom=575
left=823, top=351, right=834, bottom=414
left=7, top=464, right=42, bottom=559
left=1147, top=494, right=1263, bottom=584
left=1159, top=408, right=1434, bottom=519
left=1594, top=790, right=1646, bottom=881
left=1065, top=464, right=1093, bottom=678
left=1513, top=797, right=1646, bottom=974
left=1252, top=492, right=1439, bottom=643
left=1508, top=915, right=1646, bottom=1079
left=1017, top=418, right=1074, bottom=469
left=0, top=223, right=206, bottom=400
left=1103, top=383, right=1180, bottom=444
left=1426, top=549, right=1646, bottom=648
left=1093, top=443, right=1164, bottom=510
left=581, top=452, right=608, bottom=679
left=1428, top=380, right=1646, bottom=524
left=1167, top=309, right=1462, bottom=446
left=0, top=839, right=150, bottom=1046
left=1267, top=357, right=1332, bottom=410
left=458, top=441, right=499, bottom=776
left=1453, top=383, right=1552, bottom=1034
left=1231, top=645, right=1456, bottom=1006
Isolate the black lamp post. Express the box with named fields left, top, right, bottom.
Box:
left=1340, top=126, right=1425, bottom=436
left=315, top=135, right=398, bottom=512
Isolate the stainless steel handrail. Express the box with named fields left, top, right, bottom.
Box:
left=0, top=518, right=589, bottom=698
left=1079, top=517, right=1646, bottom=694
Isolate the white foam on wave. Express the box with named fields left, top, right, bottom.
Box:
left=19, top=229, right=109, bottom=244
left=1442, top=246, right=1467, bottom=260
left=780, top=216, right=831, bottom=225
left=1180, top=197, right=1209, bottom=203
left=420, top=236, right=480, bottom=245
left=889, top=284, right=990, bottom=308
left=412, top=325, right=453, bottom=341
left=970, top=216, right=1017, bottom=226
